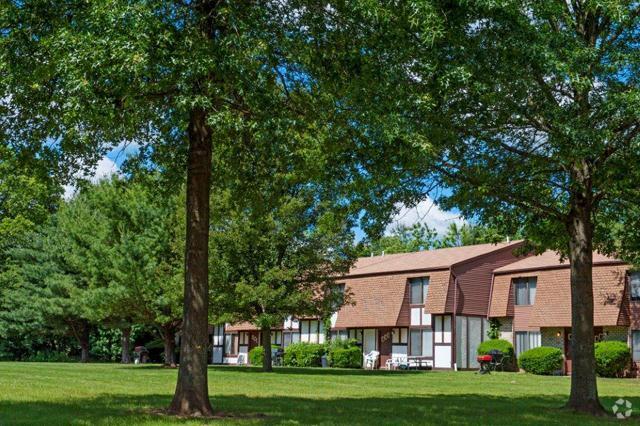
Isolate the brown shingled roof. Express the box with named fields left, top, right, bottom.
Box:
left=489, top=250, right=629, bottom=327
left=225, top=322, right=260, bottom=332
left=347, top=241, right=523, bottom=277
left=493, top=250, right=623, bottom=274
left=334, top=274, right=409, bottom=328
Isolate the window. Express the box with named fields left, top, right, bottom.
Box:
left=515, top=331, right=541, bottom=357
left=300, top=320, right=323, bottom=343
left=409, top=329, right=433, bottom=357
left=348, top=329, right=364, bottom=344
left=283, top=331, right=299, bottom=347
left=392, top=327, right=408, bottom=344
left=630, top=273, right=640, bottom=301
left=410, top=277, right=430, bottom=305
left=633, top=331, right=640, bottom=362
left=212, top=325, right=224, bottom=347
left=271, top=331, right=282, bottom=345
left=224, top=333, right=237, bottom=355
left=331, top=330, right=348, bottom=341
left=239, top=332, right=249, bottom=346
left=514, top=277, right=537, bottom=305
left=434, top=315, right=452, bottom=344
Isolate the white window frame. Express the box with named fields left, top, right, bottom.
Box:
left=409, top=277, right=430, bottom=305
left=515, top=331, right=541, bottom=357
left=514, top=277, right=537, bottom=306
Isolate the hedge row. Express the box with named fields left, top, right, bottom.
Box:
left=247, top=339, right=363, bottom=368
left=514, top=341, right=631, bottom=377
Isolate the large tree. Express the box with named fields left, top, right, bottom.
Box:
left=205, top=74, right=360, bottom=371
left=0, top=220, right=93, bottom=362
left=56, top=178, right=185, bottom=367
left=299, top=1, right=640, bottom=415
left=3, top=0, right=495, bottom=414
left=0, top=1, right=305, bottom=415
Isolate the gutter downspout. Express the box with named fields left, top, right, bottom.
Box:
left=452, top=270, right=458, bottom=371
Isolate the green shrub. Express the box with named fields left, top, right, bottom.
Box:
left=477, top=339, right=516, bottom=370
left=248, top=346, right=264, bottom=366
left=595, top=341, right=631, bottom=378
left=477, top=339, right=515, bottom=357
left=487, top=319, right=501, bottom=340
left=518, top=346, right=563, bottom=375
left=24, top=351, right=74, bottom=362
left=248, top=345, right=281, bottom=366
left=283, top=342, right=325, bottom=367
left=326, top=338, right=358, bottom=351
left=328, top=346, right=362, bottom=368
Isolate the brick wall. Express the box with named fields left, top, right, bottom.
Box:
left=541, top=328, right=564, bottom=350
left=495, top=317, right=514, bottom=344
left=601, top=326, right=628, bottom=343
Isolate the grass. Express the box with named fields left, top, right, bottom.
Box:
left=0, top=363, right=638, bottom=425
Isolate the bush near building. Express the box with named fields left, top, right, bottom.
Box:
left=248, top=345, right=282, bottom=366
left=595, top=341, right=631, bottom=378
left=283, top=342, right=326, bottom=367
left=477, top=339, right=517, bottom=371
left=518, top=347, right=563, bottom=375
left=328, top=346, right=362, bottom=368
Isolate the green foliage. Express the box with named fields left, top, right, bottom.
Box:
left=209, top=123, right=359, bottom=328
left=436, top=224, right=510, bottom=249
left=326, top=338, right=358, bottom=351
left=357, top=222, right=508, bottom=257
left=283, top=343, right=326, bottom=367
left=477, top=339, right=515, bottom=358
left=23, top=351, right=74, bottom=363
left=248, top=345, right=281, bottom=366
left=328, top=346, right=362, bottom=369
left=326, top=338, right=361, bottom=368
left=248, top=346, right=265, bottom=366
left=518, top=347, right=563, bottom=376
left=477, top=339, right=516, bottom=370
left=356, top=223, right=438, bottom=257
left=0, top=145, right=61, bottom=259
left=595, top=341, right=631, bottom=378
left=487, top=319, right=501, bottom=341
left=90, top=328, right=124, bottom=362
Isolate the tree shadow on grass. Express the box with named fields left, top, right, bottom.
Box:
left=0, top=393, right=631, bottom=425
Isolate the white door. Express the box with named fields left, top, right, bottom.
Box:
left=363, top=329, right=377, bottom=355
left=435, top=345, right=452, bottom=369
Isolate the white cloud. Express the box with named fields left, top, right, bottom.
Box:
left=386, top=198, right=465, bottom=236
left=63, top=156, right=119, bottom=199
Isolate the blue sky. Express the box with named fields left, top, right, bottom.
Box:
left=86, top=144, right=464, bottom=241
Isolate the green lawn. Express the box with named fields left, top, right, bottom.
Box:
left=0, top=363, right=637, bottom=425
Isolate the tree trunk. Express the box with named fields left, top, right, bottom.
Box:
left=163, top=325, right=177, bottom=368
left=261, top=326, right=272, bottom=372
left=79, top=322, right=90, bottom=363
left=121, top=326, right=132, bottom=364
left=564, top=174, right=605, bottom=415
left=168, top=108, right=214, bottom=417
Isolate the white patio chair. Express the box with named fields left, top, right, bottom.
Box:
left=364, top=350, right=380, bottom=370
left=236, top=353, right=246, bottom=365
